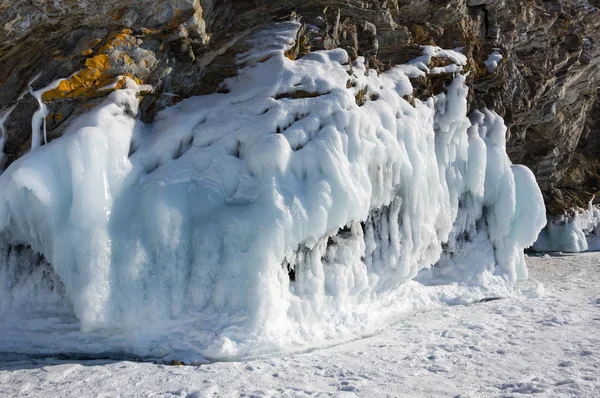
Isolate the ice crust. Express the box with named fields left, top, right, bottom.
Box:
left=0, top=23, right=546, bottom=360
left=533, top=203, right=600, bottom=253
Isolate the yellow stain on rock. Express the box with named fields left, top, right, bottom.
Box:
left=119, top=53, right=134, bottom=65
left=41, top=30, right=142, bottom=102
left=98, top=29, right=134, bottom=53
left=85, top=54, right=111, bottom=70
left=116, top=73, right=142, bottom=88
left=45, top=112, right=64, bottom=122
left=167, top=9, right=182, bottom=30
left=141, top=27, right=162, bottom=36
left=42, top=54, right=115, bottom=101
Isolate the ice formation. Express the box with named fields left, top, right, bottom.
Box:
left=29, top=77, right=71, bottom=149
left=484, top=50, right=503, bottom=73
left=533, top=203, right=600, bottom=252
left=0, top=22, right=546, bottom=360
left=0, top=105, right=16, bottom=171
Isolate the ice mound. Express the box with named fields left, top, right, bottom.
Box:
left=533, top=203, right=600, bottom=253
left=484, top=50, right=503, bottom=73
left=0, top=22, right=546, bottom=360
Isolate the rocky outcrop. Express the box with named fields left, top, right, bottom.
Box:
left=1, top=0, right=599, bottom=214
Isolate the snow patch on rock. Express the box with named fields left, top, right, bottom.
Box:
left=484, top=50, right=503, bottom=73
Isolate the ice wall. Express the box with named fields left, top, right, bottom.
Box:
left=533, top=203, right=600, bottom=252
left=0, top=22, right=546, bottom=360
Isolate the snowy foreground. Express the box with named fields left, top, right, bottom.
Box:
left=1, top=252, right=599, bottom=397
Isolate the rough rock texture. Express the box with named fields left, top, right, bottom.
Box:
left=0, top=0, right=599, bottom=214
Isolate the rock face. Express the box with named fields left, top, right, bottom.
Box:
left=1, top=0, right=599, bottom=214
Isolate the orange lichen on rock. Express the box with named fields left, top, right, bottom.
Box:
left=85, top=54, right=111, bottom=70
left=42, top=54, right=114, bottom=101
left=39, top=27, right=146, bottom=103
left=428, top=57, right=453, bottom=69
left=45, top=112, right=64, bottom=123
left=119, top=53, right=134, bottom=65
left=410, top=25, right=436, bottom=46
left=78, top=39, right=103, bottom=57
left=98, top=29, right=135, bottom=53
left=167, top=9, right=182, bottom=30
left=115, top=74, right=142, bottom=88
left=112, top=8, right=126, bottom=21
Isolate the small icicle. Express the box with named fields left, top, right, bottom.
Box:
left=0, top=105, right=16, bottom=172
left=0, top=105, right=15, bottom=136
left=29, top=77, right=68, bottom=150
left=0, top=134, right=6, bottom=171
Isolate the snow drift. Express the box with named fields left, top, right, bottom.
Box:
left=0, top=22, right=546, bottom=361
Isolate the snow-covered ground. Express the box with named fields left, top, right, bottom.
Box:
left=2, top=251, right=598, bottom=397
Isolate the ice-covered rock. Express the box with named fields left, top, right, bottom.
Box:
left=484, top=50, right=503, bottom=73
left=533, top=203, right=600, bottom=252
left=0, top=23, right=546, bottom=361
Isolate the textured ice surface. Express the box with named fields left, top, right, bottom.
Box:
left=534, top=203, right=600, bottom=253
left=0, top=22, right=546, bottom=361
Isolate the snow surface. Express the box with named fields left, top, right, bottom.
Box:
left=1, top=252, right=599, bottom=397
left=534, top=203, right=600, bottom=253
left=0, top=22, right=546, bottom=361
left=408, top=45, right=468, bottom=75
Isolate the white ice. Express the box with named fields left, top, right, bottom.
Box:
left=484, top=49, right=503, bottom=73
left=534, top=203, right=600, bottom=252
left=0, top=105, right=17, bottom=171
left=0, top=22, right=546, bottom=361
left=29, top=77, right=70, bottom=149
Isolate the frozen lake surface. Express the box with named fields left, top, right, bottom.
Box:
left=1, top=252, right=599, bottom=397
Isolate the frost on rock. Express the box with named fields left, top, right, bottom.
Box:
left=533, top=203, right=600, bottom=253
left=0, top=22, right=546, bottom=361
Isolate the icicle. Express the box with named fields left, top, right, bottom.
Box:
left=30, top=78, right=65, bottom=149
left=0, top=105, right=16, bottom=171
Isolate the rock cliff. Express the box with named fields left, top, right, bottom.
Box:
left=1, top=0, right=599, bottom=214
